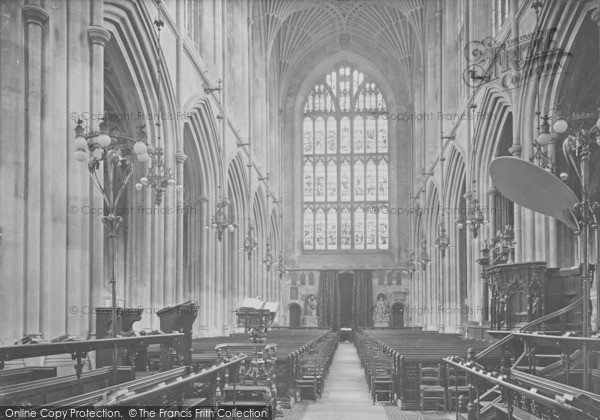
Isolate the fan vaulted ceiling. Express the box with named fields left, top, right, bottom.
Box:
left=255, top=0, right=424, bottom=95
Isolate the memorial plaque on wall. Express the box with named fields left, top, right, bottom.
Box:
left=290, top=286, right=299, bottom=300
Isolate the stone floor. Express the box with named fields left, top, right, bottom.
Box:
left=285, top=342, right=452, bottom=420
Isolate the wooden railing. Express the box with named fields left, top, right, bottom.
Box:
left=0, top=333, right=184, bottom=377
left=0, top=333, right=186, bottom=406
left=475, top=297, right=584, bottom=360
left=107, top=355, right=247, bottom=407
left=18, top=354, right=247, bottom=411
left=445, top=354, right=600, bottom=419
left=448, top=327, right=600, bottom=419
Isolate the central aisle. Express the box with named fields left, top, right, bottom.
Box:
left=298, top=342, right=388, bottom=420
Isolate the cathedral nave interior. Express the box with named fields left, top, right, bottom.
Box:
left=1, top=0, right=600, bottom=418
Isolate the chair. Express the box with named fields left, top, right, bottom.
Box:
left=295, top=353, right=324, bottom=402
left=446, top=364, right=469, bottom=412
left=419, top=364, right=447, bottom=413
left=370, top=352, right=394, bottom=404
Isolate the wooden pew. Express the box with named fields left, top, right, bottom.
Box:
left=0, top=366, right=56, bottom=386
left=44, top=366, right=189, bottom=407
left=191, top=329, right=329, bottom=364
left=0, top=366, right=133, bottom=405
left=354, top=329, right=500, bottom=410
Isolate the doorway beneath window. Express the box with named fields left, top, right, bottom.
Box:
left=339, top=272, right=354, bottom=328
left=289, top=303, right=302, bottom=328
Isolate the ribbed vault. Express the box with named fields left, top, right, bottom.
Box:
left=255, top=0, right=423, bottom=94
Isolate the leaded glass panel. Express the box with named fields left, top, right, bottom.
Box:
left=302, top=64, right=389, bottom=251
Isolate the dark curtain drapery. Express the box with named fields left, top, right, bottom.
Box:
left=318, top=271, right=339, bottom=329
left=353, top=270, right=373, bottom=328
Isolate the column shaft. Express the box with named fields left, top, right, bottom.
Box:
left=22, top=4, right=49, bottom=337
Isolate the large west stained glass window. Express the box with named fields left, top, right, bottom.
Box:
left=302, top=65, right=389, bottom=251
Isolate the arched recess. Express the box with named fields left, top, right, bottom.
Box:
left=446, top=147, right=468, bottom=326
left=492, top=114, right=515, bottom=231
left=101, top=30, right=170, bottom=311
left=411, top=201, right=424, bottom=327
left=288, top=303, right=302, bottom=328
left=251, top=187, right=267, bottom=298
left=183, top=96, right=224, bottom=196
left=425, top=180, right=440, bottom=327
left=472, top=86, right=511, bottom=187
left=182, top=97, right=223, bottom=309
left=269, top=208, right=280, bottom=257
left=182, top=123, right=203, bottom=305
left=102, top=39, right=147, bottom=308
left=104, top=0, right=179, bottom=152
left=268, top=207, right=280, bottom=302
left=226, top=152, right=248, bottom=317
left=472, top=87, right=514, bottom=236
left=100, top=1, right=181, bottom=323
left=390, top=302, right=405, bottom=328
left=425, top=181, right=440, bottom=244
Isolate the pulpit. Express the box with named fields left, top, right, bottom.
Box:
left=486, top=262, right=547, bottom=330
left=485, top=262, right=589, bottom=331
left=157, top=301, right=198, bottom=367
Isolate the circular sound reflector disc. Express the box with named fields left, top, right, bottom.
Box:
left=489, top=157, right=578, bottom=231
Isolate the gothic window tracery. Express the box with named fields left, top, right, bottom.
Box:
left=302, top=65, right=389, bottom=251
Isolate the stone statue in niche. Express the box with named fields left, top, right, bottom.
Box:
left=497, top=293, right=507, bottom=330
left=530, top=289, right=542, bottom=319
left=304, top=294, right=318, bottom=316
left=373, top=293, right=390, bottom=327
left=302, top=294, right=318, bottom=327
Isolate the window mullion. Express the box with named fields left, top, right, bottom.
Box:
left=350, top=116, right=355, bottom=250
left=362, top=159, right=367, bottom=250
left=375, top=158, right=379, bottom=249
left=337, top=117, right=341, bottom=249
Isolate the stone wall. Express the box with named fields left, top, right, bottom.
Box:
left=0, top=0, right=283, bottom=346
